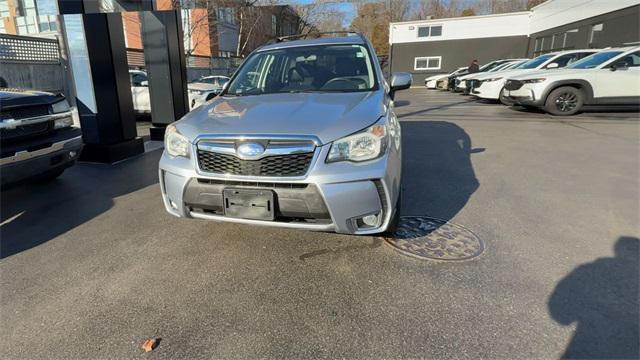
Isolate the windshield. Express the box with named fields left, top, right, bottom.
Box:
left=226, top=44, right=376, bottom=96
left=567, top=51, right=624, bottom=69
left=489, top=62, right=515, bottom=72
left=510, top=60, right=530, bottom=69
left=519, top=54, right=555, bottom=69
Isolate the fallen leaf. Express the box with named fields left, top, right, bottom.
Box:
left=142, top=338, right=157, bottom=352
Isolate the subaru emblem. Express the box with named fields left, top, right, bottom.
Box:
left=236, top=142, right=265, bottom=160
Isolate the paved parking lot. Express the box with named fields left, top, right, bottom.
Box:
left=2, top=89, right=638, bottom=359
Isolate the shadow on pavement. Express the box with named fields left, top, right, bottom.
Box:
left=400, top=121, right=480, bottom=220
left=0, top=149, right=162, bottom=259
left=398, top=99, right=477, bottom=118
left=548, top=236, right=639, bottom=359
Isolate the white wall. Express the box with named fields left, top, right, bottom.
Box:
left=530, top=0, right=640, bottom=34
left=389, top=12, right=531, bottom=44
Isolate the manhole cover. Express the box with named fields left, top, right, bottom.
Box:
left=381, top=216, right=484, bottom=261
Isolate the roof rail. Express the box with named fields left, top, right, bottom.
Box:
left=274, top=31, right=366, bottom=43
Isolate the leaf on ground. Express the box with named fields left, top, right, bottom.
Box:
left=141, top=338, right=158, bottom=352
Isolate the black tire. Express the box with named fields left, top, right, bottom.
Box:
left=544, top=86, right=584, bottom=116
left=499, top=87, right=514, bottom=106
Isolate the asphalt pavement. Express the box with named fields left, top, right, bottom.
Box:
left=1, top=89, right=638, bottom=359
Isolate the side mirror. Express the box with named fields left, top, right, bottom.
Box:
left=545, top=62, right=559, bottom=69
left=611, top=61, right=629, bottom=71
left=140, top=80, right=149, bottom=87
left=389, top=72, right=412, bottom=99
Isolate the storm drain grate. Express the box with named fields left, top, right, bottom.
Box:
left=381, top=216, right=484, bottom=261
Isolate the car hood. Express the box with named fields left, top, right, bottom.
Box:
left=175, top=91, right=386, bottom=145
left=188, top=82, right=218, bottom=91
left=0, top=88, right=63, bottom=109
left=425, top=74, right=447, bottom=81
left=475, top=68, right=538, bottom=81
left=508, top=68, right=590, bottom=80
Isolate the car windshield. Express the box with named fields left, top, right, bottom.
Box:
left=519, top=54, right=555, bottom=69
left=510, top=60, right=530, bottom=69
left=567, top=51, right=624, bottom=69
left=489, top=62, right=514, bottom=72
left=226, top=44, right=376, bottom=96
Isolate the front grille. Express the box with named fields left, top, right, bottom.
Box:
left=0, top=120, right=52, bottom=142
left=504, top=80, right=524, bottom=91
left=1, top=105, right=50, bottom=120
left=197, top=150, right=314, bottom=177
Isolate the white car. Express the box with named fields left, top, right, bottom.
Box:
left=188, top=75, right=230, bottom=108
left=471, top=49, right=599, bottom=104
left=424, top=73, right=449, bottom=89
left=504, top=46, right=640, bottom=115
left=456, top=59, right=528, bottom=93
left=434, top=67, right=468, bottom=90
left=129, top=70, right=225, bottom=114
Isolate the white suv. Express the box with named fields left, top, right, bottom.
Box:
left=471, top=50, right=598, bottom=104
left=504, top=47, right=640, bottom=115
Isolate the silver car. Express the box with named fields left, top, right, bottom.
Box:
left=159, top=34, right=411, bottom=234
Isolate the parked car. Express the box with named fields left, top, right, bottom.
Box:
left=436, top=67, right=467, bottom=90
left=455, top=59, right=528, bottom=94
left=426, top=67, right=465, bottom=89
left=504, top=46, right=640, bottom=115
left=188, top=76, right=230, bottom=108
left=129, top=70, right=222, bottom=114
left=471, top=49, right=599, bottom=104
left=424, top=73, right=448, bottom=88
left=159, top=34, right=410, bottom=235
left=448, top=59, right=517, bottom=91
left=1, top=86, right=83, bottom=186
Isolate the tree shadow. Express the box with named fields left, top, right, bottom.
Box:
left=400, top=121, right=480, bottom=220
left=548, top=236, right=639, bottom=359
left=0, top=149, right=162, bottom=259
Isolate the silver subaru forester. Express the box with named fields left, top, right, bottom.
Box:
left=159, top=34, right=411, bottom=234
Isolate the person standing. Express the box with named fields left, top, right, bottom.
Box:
left=468, top=59, right=480, bottom=73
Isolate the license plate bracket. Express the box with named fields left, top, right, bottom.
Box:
left=223, top=188, right=275, bottom=221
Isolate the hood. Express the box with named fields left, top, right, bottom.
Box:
left=475, top=68, right=537, bottom=81
left=175, top=91, right=386, bottom=145
left=509, top=68, right=587, bottom=80
left=0, top=88, right=63, bottom=109
left=188, top=82, right=219, bottom=91
left=425, top=74, right=447, bottom=81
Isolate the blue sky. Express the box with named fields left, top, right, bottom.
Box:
left=286, top=0, right=357, bottom=26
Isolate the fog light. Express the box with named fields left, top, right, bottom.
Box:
left=169, top=200, right=178, bottom=209
left=362, top=214, right=378, bottom=227
left=69, top=150, right=77, bottom=158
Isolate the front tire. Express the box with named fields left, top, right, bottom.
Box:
left=499, top=87, right=514, bottom=106
left=544, top=86, right=584, bottom=116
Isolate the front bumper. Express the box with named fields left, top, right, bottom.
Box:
left=0, top=127, right=83, bottom=185
left=504, top=84, right=546, bottom=106
left=472, top=79, right=505, bottom=100
left=158, top=142, right=401, bottom=235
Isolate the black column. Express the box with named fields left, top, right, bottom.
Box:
left=140, top=10, right=189, bottom=140
left=78, top=12, right=144, bottom=162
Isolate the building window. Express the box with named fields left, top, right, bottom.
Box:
left=417, top=25, right=442, bottom=38
left=563, top=29, right=579, bottom=48
left=217, top=7, right=236, bottom=25
left=414, top=56, right=441, bottom=70
left=589, top=23, right=603, bottom=45
left=271, top=14, right=277, bottom=35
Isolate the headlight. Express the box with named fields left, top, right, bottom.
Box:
left=327, top=121, right=388, bottom=163
left=164, top=124, right=190, bottom=158
left=189, top=89, right=205, bottom=96
left=522, top=78, right=546, bottom=84
left=51, top=99, right=70, bottom=113
left=485, top=77, right=503, bottom=82
left=54, top=116, right=73, bottom=129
